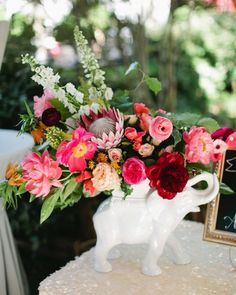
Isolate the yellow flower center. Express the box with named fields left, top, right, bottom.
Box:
left=73, top=143, right=87, bottom=158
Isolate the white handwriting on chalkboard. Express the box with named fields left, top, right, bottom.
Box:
left=225, top=157, right=236, bottom=173
left=224, top=214, right=236, bottom=230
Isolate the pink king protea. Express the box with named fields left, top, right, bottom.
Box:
left=80, top=108, right=124, bottom=149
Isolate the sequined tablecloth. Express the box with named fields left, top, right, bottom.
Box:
left=39, top=221, right=236, bottom=295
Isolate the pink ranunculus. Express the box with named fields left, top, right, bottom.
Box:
left=133, top=103, right=150, bottom=116
left=108, top=148, right=122, bottom=162
left=149, top=116, right=173, bottom=142
left=22, top=150, right=62, bottom=197
left=226, top=132, right=236, bottom=148
left=122, top=157, right=146, bottom=185
left=33, top=89, right=54, bottom=118
left=183, top=126, right=214, bottom=165
left=138, top=143, right=154, bottom=157
left=56, top=127, right=97, bottom=172
left=125, top=127, right=138, bottom=140
left=211, top=139, right=228, bottom=162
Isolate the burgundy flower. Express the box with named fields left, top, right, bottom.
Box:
left=146, top=152, right=189, bottom=199
left=211, top=127, right=234, bottom=141
left=42, top=108, right=61, bottom=126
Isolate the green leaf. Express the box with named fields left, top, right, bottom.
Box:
left=168, top=113, right=201, bottom=129
left=110, top=94, right=133, bottom=114
left=50, top=99, right=71, bottom=121
left=125, top=62, right=140, bottom=76
left=16, top=182, right=26, bottom=195
left=172, top=129, right=182, bottom=146
left=197, top=117, right=220, bottom=133
left=61, top=178, right=78, bottom=201
left=40, top=191, right=61, bottom=224
left=220, top=183, right=235, bottom=195
left=144, top=158, right=156, bottom=166
left=145, top=76, right=162, bottom=95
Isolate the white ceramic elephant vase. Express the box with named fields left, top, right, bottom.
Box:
left=93, top=172, right=219, bottom=276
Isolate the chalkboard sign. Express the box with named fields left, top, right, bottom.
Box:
left=204, top=148, right=236, bottom=246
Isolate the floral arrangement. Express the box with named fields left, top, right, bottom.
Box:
left=1, top=27, right=236, bottom=223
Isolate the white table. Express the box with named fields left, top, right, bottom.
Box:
left=39, top=220, right=236, bottom=295
left=0, top=129, right=34, bottom=295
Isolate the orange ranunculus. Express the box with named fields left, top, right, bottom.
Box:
left=5, top=163, right=24, bottom=186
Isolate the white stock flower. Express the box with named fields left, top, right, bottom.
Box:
left=90, top=103, right=100, bottom=114
left=104, top=87, right=113, bottom=100
left=65, top=83, right=84, bottom=103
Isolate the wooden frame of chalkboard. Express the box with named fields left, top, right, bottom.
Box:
left=204, top=148, right=236, bottom=246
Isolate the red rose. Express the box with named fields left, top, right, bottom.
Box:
left=146, top=152, right=189, bottom=199
left=122, top=157, right=146, bottom=185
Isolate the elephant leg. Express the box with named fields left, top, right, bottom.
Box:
left=108, top=248, right=121, bottom=260
left=142, top=229, right=169, bottom=276
left=94, top=239, right=114, bottom=273
left=167, top=234, right=191, bottom=265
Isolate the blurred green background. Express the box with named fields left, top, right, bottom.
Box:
left=0, top=0, right=236, bottom=294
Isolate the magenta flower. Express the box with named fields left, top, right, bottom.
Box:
left=149, top=116, right=173, bottom=142
left=183, top=127, right=214, bottom=165
left=211, top=127, right=234, bottom=141
left=22, top=150, right=62, bottom=197
left=33, top=89, right=54, bottom=118
left=122, top=157, right=146, bottom=185
left=56, top=127, right=97, bottom=172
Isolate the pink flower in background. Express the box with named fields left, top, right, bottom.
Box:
left=226, top=132, right=236, bottom=148
left=22, top=150, right=62, bottom=197
left=34, top=89, right=54, bottom=118
left=122, top=157, right=146, bottom=184
left=183, top=127, right=214, bottom=165
left=149, top=116, right=173, bottom=142
left=56, top=127, right=97, bottom=172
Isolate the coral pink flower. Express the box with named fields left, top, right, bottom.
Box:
left=56, top=127, right=97, bottom=172
left=22, top=150, right=62, bottom=197
left=125, top=127, right=138, bottom=140
left=226, top=132, right=236, bottom=148
left=183, top=127, right=214, bottom=165
left=149, top=116, right=173, bottom=142
left=133, top=103, right=150, bottom=116
left=139, top=113, right=152, bottom=131
left=122, top=157, right=146, bottom=184
left=33, top=89, right=54, bottom=118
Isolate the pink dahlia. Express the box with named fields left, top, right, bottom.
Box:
left=56, top=127, right=97, bottom=172
left=22, top=150, right=62, bottom=197
left=80, top=108, right=124, bottom=149
left=183, top=126, right=214, bottom=165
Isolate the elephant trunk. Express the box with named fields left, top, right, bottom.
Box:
left=185, top=172, right=219, bottom=206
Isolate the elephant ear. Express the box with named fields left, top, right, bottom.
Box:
left=146, top=193, right=169, bottom=221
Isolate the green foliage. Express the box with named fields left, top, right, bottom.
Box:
left=197, top=117, right=219, bottom=133
left=145, top=76, right=162, bottom=95
left=167, top=112, right=201, bottom=129
left=219, top=183, right=235, bottom=195
left=110, top=91, right=133, bottom=114
left=120, top=181, right=133, bottom=199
